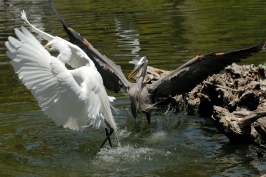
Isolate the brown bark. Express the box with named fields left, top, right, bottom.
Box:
left=145, top=64, right=266, bottom=149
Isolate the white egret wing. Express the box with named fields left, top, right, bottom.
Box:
left=21, top=10, right=54, bottom=41
left=22, top=10, right=93, bottom=69
left=6, top=27, right=105, bottom=131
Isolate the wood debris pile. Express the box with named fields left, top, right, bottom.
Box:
left=145, top=64, right=266, bottom=150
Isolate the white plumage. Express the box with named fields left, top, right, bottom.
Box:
left=21, top=10, right=92, bottom=68
left=5, top=26, right=119, bottom=147
left=21, top=10, right=116, bottom=100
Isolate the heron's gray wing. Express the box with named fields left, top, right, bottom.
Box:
left=150, top=42, right=264, bottom=99
left=48, top=0, right=129, bottom=93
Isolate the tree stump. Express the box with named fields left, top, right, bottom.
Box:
left=144, top=63, right=266, bottom=149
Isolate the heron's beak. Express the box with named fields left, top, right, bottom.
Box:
left=44, top=44, right=51, bottom=50
left=128, top=63, right=144, bottom=79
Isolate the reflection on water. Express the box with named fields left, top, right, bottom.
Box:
left=0, top=0, right=266, bottom=176
left=115, top=17, right=141, bottom=57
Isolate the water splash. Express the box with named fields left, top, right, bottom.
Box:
left=94, top=145, right=171, bottom=163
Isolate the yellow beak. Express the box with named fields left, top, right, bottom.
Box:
left=44, top=44, right=51, bottom=50
left=128, top=64, right=143, bottom=79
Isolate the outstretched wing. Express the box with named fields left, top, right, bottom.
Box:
left=21, top=10, right=54, bottom=41
left=6, top=27, right=107, bottom=131
left=151, top=42, right=264, bottom=99
left=21, top=10, right=94, bottom=68
left=48, top=0, right=130, bottom=92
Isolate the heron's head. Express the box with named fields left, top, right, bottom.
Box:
left=128, top=56, right=148, bottom=79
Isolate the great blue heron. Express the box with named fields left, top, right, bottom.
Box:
left=6, top=26, right=119, bottom=152
left=48, top=0, right=264, bottom=124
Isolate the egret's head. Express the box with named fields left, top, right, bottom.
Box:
left=44, top=37, right=72, bottom=63
left=44, top=38, right=65, bottom=52
left=128, top=56, right=148, bottom=79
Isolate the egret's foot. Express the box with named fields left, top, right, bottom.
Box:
left=96, top=127, right=114, bottom=154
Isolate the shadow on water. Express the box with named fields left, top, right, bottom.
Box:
left=0, top=0, right=266, bottom=176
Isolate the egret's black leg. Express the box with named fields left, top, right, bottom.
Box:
left=104, top=120, right=114, bottom=148
left=96, top=123, right=114, bottom=153
left=107, top=127, right=114, bottom=147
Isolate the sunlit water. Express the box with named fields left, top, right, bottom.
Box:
left=0, top=0, right=266, bottom=176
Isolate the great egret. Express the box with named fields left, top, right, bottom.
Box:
left=21, top=10, right=116, bottom=101
left=48, top=1, right=264, bottom=124
left=5, top=26, right=119, bottom=152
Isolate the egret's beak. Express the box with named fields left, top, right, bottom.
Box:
left=128, top=63, right=144, bottom=79
left=44, top=44, right=51, bottom=50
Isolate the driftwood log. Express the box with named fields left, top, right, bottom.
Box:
left=144, top=64, right=266, bottom=151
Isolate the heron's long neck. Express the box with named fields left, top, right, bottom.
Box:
left=139, top=62, right=148, bottom=84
